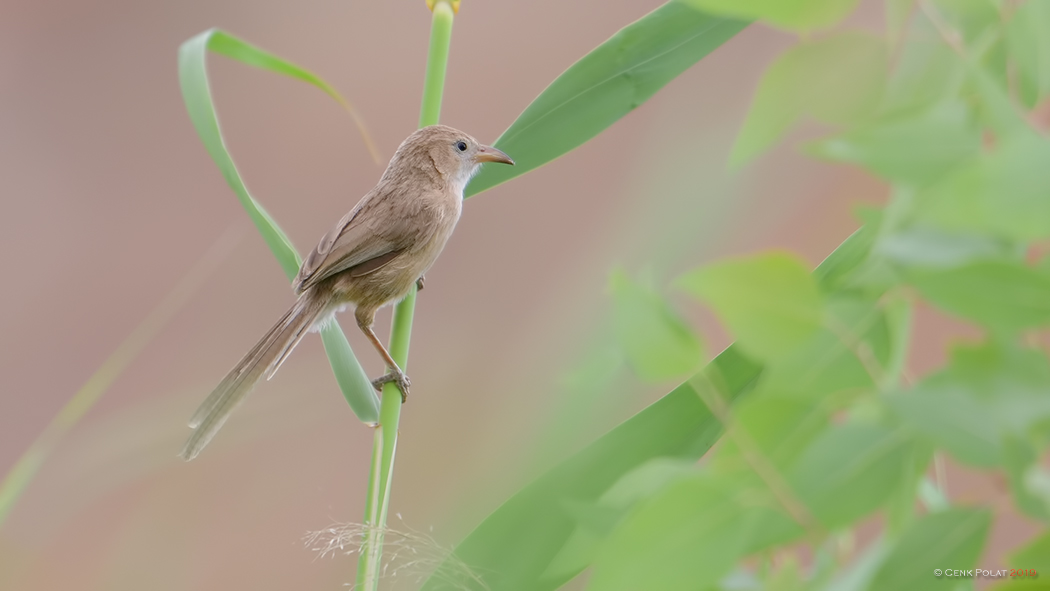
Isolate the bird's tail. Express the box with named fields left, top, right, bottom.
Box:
left=180, top=293, right=329, bottom=461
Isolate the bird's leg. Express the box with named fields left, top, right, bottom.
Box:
left=356, top=312, right=411, bottom=403
left=371, top=373, right=398, bottom=391
left=415, top=275, right=425, bottom=292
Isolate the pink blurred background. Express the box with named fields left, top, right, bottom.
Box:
left=0, top=0, right=1040, bottom=588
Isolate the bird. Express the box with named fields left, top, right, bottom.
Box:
left=180, top=124, right=514, bottom=460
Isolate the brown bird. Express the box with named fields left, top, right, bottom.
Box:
left=180, top=125, right=513, bottom=460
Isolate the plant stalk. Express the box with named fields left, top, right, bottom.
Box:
left=356, top=2, right=455, bottom=588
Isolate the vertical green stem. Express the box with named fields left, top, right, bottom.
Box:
left=356, top=2, right=455, bottom=589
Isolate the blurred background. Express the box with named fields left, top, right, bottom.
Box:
left=0, top=0, right=1037, bottom=588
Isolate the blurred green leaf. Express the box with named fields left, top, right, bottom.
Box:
left=588, top=475, right=799, bottom=591
left=881, top=292, right=912, bottom=390
left=1006, top=0, right=1050, bottom=108
left=811, top=101, right=981, bottom=186
left=719, top=393, right=830, bottom=471
left=679, top=0, right=860, bottom=31
left=421, top=347, right=763, bottom=591
left=968, top=62, right=1034, bottom=140
left=886, top=441, right=935, bottom=533
left=544, top=458, right=697, bottom=579
left=464, top=2, right=748, bottom=198
left=869, top=508, right=991, bottom=591
left=731, top=33, right=887, bottom=166
left=677, top=251, right=824, bottom=362
left=931, top=0, right=1001, bottom=42
left=178, top=29, right=379, bottom=423
left=424, top=221, right=878, bottom=590
left=887, top=341, right=1050, bottom=467
left=887, top=383, right=1001, bottom=466
left=883, top=18, right=966, bottom=114
left=875, top=225, right=1014, bottom=269
left=916, top=135, right=1050, bottom=243
left=1004, top=437, right=1050, bottom=521
left=907, top=260, right=1050, bottom=331
left=764, top=556, right=805, bottom=591
left=595, top=457, right=698, bottom=508
left=894, top=388, right=999, bottom=468
left=816, top=214, right=883, bottom=290
left=789, top=422, right=914, bottom=528
left=818, top=538, right=891, bottom=591
left=609, top=268, right=703, bottom=381
left=887, top=0, right=915, bottom=44
left=752, top=294, right=888, bottom=400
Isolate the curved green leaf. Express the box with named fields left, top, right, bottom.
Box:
left=908, top=261, right=1050, bottom=332
left=464, top=2, right=749, bottom=198
left=589, top=474, right=797, bottom=591
left=869, top=508, right=991, bottom=591
left=609, top=268, right=704, bottom=381
left=676, top=251, right=824, bottom=362
left=178, top=29, right=379, bottom=424
left=789, top=422, right=914, bottom=528
left=730, top=32, right=887, bottom=167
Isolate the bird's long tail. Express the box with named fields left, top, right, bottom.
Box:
left=180, top=292, right=329, bottom=461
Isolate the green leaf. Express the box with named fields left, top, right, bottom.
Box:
left=887, top=0, right=915, bottom=44
left=680, top=0, right=860, bottom=31
left=876, top=225, right=1014, bottom=269
left=1003, top=437, right=1050, bottom=521
left=818, top=538, right=891, bottom=591
left=886, top=442, right=935, bottom=533
left=882, top=18, right=966, bottom=114
left=677, top=251, right=824, bottom=362
left=907, top=260, right=1050, bottom=331
left=544, top=458, right=697, bottom=579
left=968, top=63, right=1034, bottom=140
left=420, top=347, right=763, bottom=591
left=422, top=221, right=876, bottom=590
left=889, top=384, right=1001, bottom=466
left=815, top=213, right=883, bottom=290
left=886, top=341, right=1050, bottom=467
left=609, top=269, right=703, bottom=381
left=765, top=557, right=805, bottom=591
left=723, top=393, right=830, bottom=470
left=931, top=0, right=1001, bottom=42
left=869, top=508, right=991, bottom=591
left=811, top=101, right=981, bottom=186
left=588, top=475, right=799, bottom=591
left=178, top=29, right=379, bottom=423
left=916, top=135, right=1050, bottom=243
left=731, top=33, right=887, bottom=166
left=1006, top=0, right=1050, bottom=107
left=789, top=422, right=914, bottom=528
left=760, top=294, right=890, bottom=401
left=463, top=2, right=749, bottom=198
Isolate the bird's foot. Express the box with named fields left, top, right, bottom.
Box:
left=370, top=371, right=412, bottom=403
left=416, top=275, right=425, bottom=292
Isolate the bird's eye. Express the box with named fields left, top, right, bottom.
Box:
left=456, top=141, right=468, bottom=152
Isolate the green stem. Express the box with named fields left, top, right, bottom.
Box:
left=356, top=2, right=455, bottom=588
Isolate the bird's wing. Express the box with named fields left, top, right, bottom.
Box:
left=292, top=189, right=423, bottom=294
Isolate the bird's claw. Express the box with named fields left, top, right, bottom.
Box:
left=416, top=276, right=425, bottom=291
left=370, top=371, right=412, bottom=403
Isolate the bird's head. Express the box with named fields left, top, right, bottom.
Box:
left=390, top=124, right=514, bottom=195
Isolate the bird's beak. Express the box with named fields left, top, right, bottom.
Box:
left=474, top=145, right=514, bottom=165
